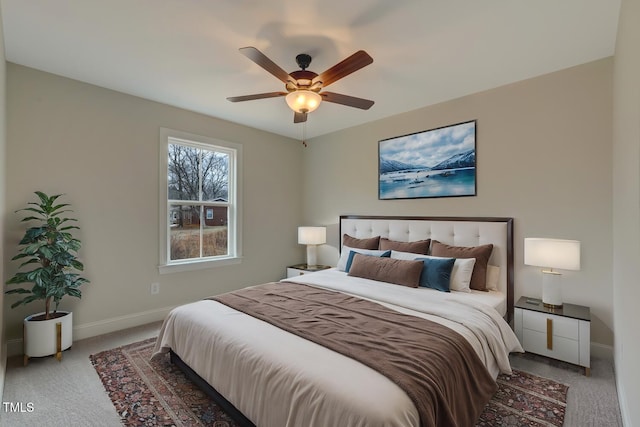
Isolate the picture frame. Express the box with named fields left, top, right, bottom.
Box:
left=378, top=120, right=477, bottom=200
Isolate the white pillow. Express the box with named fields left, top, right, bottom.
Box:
left=486, top=265, right=500, bottom=291
left=390, top=250, right=425, bottom=261
left=448, top=257, right=476, bottom=292
left=337, top=246, right=391, bottom=272
left=391, top=250, right=476, bottom=292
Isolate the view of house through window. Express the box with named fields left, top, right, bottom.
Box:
left=167, top=141, right=232, bottom=262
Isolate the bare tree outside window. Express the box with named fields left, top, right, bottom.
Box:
left=167, top=142, right=230, bottom=261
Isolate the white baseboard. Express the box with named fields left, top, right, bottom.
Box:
left=72, top=305, right=176, bottom=340
left=591, top=342, right=614, bottom=361
left=7, top=305, right=176, bottom=357
left=616, top=374, right=633, bottom=427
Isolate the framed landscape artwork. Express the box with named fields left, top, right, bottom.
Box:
left=378, top=120, right=477, bottom=200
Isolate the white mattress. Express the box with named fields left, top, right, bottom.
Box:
left=153, top=269, right=522, bottom=427
left=456, top=289, right=506, bottom=317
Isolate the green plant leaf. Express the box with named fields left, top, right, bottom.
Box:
left=6, top=272, right=30, bottom=284
left=68, top=240, right=81, bottom=252
left=19, top=227, right=47, bottom=244
left=66, top=288, right=82, bottom=298
left=18, top=258, right=41, bottom=268
left=60, top=225, right=80, bottom=231
left=20, top=216, right=44, bottom=222
left=34, top=191, right=52, bottom=205
left=10, top=294, right=40, bottom=309
left=20, top=207, right=46, bottom=216
left=5, top=288, right=31, bottom=295
left=50, top=203, right=71, bottom=213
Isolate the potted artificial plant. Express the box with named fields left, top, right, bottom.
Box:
left=5, top=191, right=89, bottom=364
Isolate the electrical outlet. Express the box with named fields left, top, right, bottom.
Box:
left=150, top=282, right=160, bottom=295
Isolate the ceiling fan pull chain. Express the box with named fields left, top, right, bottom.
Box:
left=302, top=121, right=308, bottom=147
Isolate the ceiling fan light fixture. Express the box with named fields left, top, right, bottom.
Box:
left=285, top=90, right=322, bottom=114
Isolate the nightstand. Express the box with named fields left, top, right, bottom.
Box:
left=514, top=296, right=591, bottom=376
left=286, top=264, right=331, bottom=278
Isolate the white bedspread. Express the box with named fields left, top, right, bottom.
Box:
left=153, top=270, right=523, bottom=427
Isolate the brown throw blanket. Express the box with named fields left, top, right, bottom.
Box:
left=212, top=281, right=497, bottom=427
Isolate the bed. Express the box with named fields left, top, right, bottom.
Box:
left=153, top=215, right=523, bottom=427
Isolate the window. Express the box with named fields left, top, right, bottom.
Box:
left=159, top=128, right=242, bottom=273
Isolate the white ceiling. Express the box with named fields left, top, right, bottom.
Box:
left=0, top=0, right=621, bottom=140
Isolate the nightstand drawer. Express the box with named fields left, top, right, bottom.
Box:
left=522, top=329, right=580, bottom=365
left=523, top=310, right=579, bottom=340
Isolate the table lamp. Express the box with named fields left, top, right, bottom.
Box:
left=524, top=237, right=581, bottom=308
left=298, top=226, right=326, bottom=267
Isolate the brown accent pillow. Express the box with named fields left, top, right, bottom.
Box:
left=343, top=234, right=380, bottom=250
left=347, top=253, right=423, bottom=288
left=431, top=241, right=494, bottom=291
left=379, top=238, right=431, bottom=255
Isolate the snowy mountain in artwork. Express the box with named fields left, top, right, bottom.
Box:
left=379, top=158, right=426, bottom=174
left=431, top=149, right=475, bottom=170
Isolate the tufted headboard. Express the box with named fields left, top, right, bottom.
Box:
left=340, top=215, right=514, bottom=322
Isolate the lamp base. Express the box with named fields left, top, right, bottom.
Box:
left=543, top=302, right=563, bottom=309
left=306, top=245, right=318, bottom=268
left=542, top=270, right=563, bottom=308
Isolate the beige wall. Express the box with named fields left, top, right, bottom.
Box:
left=304, top=58, right=614, bottom=348
left=612, top=0, right=640, bottom=424
left=0, top=2, right=7, bottom=400
left=3, top=64, right=304, bottom=344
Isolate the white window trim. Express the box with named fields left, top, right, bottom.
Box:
left=158, top=128, right=243, bottom=274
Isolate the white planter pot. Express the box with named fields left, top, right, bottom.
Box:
left=23, top=311, right=73, bottom=359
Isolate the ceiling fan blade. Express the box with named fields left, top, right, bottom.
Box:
left=313, top=50, right=373, bottom=87
left=239, top=47, right=294, bottom=84
left=227, top=92, right=287, bottom=102
left=321, top=92, right=374, bottom=110
left=294, top=111, right=308, bottom=123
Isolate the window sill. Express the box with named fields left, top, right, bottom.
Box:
left=158, top=256, right=242, bottom=275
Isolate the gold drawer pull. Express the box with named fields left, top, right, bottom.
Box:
left=547, top=318, right=553, bottom=350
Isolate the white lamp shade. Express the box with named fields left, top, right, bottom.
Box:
left=524, top=238, right=581, bottom=271
left=298, top=226, right=326, bottom=245
left=286, top=90, right=322, bottom=113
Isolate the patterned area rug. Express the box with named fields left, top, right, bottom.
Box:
left=90, top=338, right=568, bottom=427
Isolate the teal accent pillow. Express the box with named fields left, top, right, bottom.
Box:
left=345, top=250, right=391, bottom=272
left=416, top=257, right=456, bottom=292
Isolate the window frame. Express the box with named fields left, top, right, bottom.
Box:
left=158, top=128, right=243, bottom=274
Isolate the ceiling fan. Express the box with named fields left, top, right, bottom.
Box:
left=227, top=47, right=374, bottom=123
